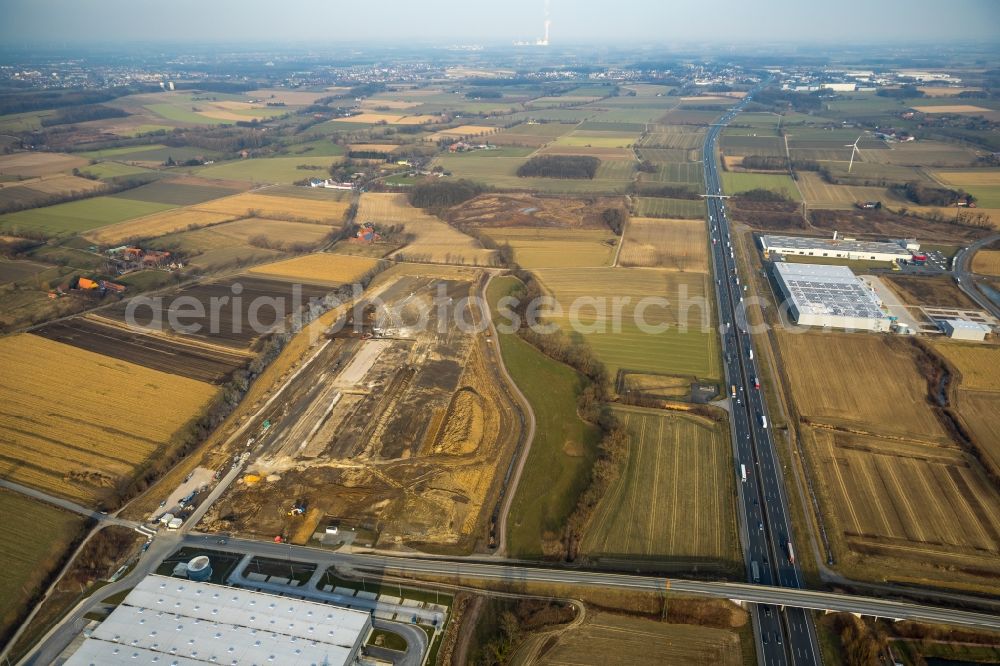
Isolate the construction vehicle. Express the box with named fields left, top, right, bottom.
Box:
left=287, top=500, right=307, bottom=517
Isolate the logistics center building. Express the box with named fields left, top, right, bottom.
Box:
left=65, top=574, right=372, bottom=666
left=760, top=234, right=914, bottom=263
left=773, top=262, right=891, bottom=331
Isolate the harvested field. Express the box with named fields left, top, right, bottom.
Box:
left=935, top=170, right=1000, bottom=188
left=972, top=250, right=1000, bottom=276
left=480, top=227, right=616, bottom=268
left=537, top=611, right=742, bottom=666
left=534, top=267, right=719, bottom=381
left=635, top=196, right=705, bottom=219
left=333, top=113, right=440, bottom=125
left=103, top=276, right=336, bottom=349
left=860, top=141, right=981, bottom=168
left=359, top=193, right=495, bottom=266
left=0, top=152, right=88, bottom=178
left=246, top=253, right=383, bottom=286
left=85, top=208, right=237, bottom=245
left=796, top=172, right=897, bottom=209
left=165, top=218, right=333, bottom=255
left=346, top=143, right=402, bottom=154
left=194, top=157, right=345, bottom=185
left=932, top=341, right=1000, bottom=392
left=5, top=174, right=104, bottom=196
left=427, top=125, right=497, bottom=140
left=490, top=122, right=575, bottom=147
left=619, top=217, right=708, bottom=271
left=883, top=275, right=978, bottom=309
left=581, top=408, right=737, bottom=567
left=776, top=332, right=948, bottom=441
left=113, top=180, right=242, bottom=206
left=639, top=125, right=706, bottom=150
left=952, top=390, right=1000, bottom=481
left=194, top=192, right=350, bottom=223
left=446, top=193, right=627, bottom=230
left=805, top=427, right=1000, bottom=588
left=0, top=334, right=217, bottom=505
left=35, top=316, right=249, bottom=384
left=538, top=144, right=635, bottom=160
left=0, top=489, right=86, bottom=647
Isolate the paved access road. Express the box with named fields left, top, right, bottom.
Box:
left=702, top=92, right=822, bottom=666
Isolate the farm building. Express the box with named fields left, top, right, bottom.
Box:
left=63, top=574, right=372, bottom=666
left=772, top=262, right=891, bottom=332
left=940, top=319, right=991, bottom=342
left=760, top=234, right=914, bottom=263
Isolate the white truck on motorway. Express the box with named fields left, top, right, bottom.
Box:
left=760, top=414, right=768, bottom=429
left=741, top=464, right=747, bottom=483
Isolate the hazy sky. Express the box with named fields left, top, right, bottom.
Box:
left=1, top=0, right=998, bottom=46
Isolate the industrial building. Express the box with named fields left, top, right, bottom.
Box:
left=64, top=574, right=372, bottom=666
left=760, top=234, right=915, bottom=263
left=772, top=262, right=891, bottom=331
left=940, top=319, right=991, bottom=342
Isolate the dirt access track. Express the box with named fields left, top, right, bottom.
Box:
left=202, top=271, right=523, bottom=554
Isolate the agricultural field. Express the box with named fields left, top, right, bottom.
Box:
left=580, top=408, right=737, bottom=568
left=721, top=135, right=786, bottom=158
left=85, top=208, right=237, bottom=245
left=359, top=193, right=496, bottom=266
left=245, top=252, right=383, bottom=286
left=0, top=334, right=218, bottom=505
left=535, top=611, right=743, bottom=666
left=776, top=332, right=948, bottom=441
left=112, top=179, right=241, bottom=206
left=78, top=161, right=155, bottom=180
left=0, top=175, right=106, bottom=212
left=193, top=191, right=350, bottom=223
left=426, top=125, right=498, bottom=141
left=639, top=125, right=706, bottom=150
left=490, top=277, right=601, bottom=559
left=934, top=169, right=1000, bottom=209
left=157, top=218, right=332, bottom=268
left=104, top=276, right=335, bottom=349
left=35, top=317, right=249, bottom=384
left=640, top=161, right=703, bottom=187
left=488, top=122, right=576, bottom=147
left=805, top=427, right=1000, bottom=589
left=533, top=267, right=719, bottom=382
left=971, top=249, right=1000, bottom=276
left=0, top=152, right=88, bottom=178
left=447, top=193, right=626, bottom=231
left=860, top=141, right=981, bottom=168
left=0, top=490, right=86, bottom=647
left=618, top=217, right=708, bottom=271
left=635, top=196, right=706, bottom=219
left=330, top=112, right=441, bottom=125
left=194, top=156, right=343, bottom=184
left=721, top=172, right=801, bottom=201
left=0, top=195, right=175, bottom=236
left=795, top=172, right=897, bottom=209
left=434, top=153, right=633, bottom=194
left=480, top=227, right=616, bottom=269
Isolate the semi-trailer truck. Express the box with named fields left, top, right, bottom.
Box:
left=740, top=464, right=747, bottom=483
left=751, top=560, right=760, bottom=583
left=731, top=385, right=737, bottom=398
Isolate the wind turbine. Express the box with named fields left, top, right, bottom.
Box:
left=845, top=135, right=863, bottom=173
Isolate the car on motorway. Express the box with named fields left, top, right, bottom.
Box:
left=759, top=521, right=764, bottom=531
left=763, top=633, right=769, bottom=645
left=776, top=632, right=782, bottom=645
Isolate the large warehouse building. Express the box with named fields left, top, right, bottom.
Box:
left=773, top=262, right=891, bottom=331
left=760, top=234, right=915, bottom=263
left=65, top=574, right=372, bottom=665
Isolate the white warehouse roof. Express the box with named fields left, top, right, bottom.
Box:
left=65, top=574, right=371, bottom=666
left=774, top=262, right=887, bottom=320
left=761, top=234, right=913, bottom=259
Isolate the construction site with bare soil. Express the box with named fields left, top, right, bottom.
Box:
left=201, top=271, right=524, bottom=555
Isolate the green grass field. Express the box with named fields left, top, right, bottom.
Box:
left=0, top=489, right=86, bottom=645
left=79, top=162, right=156, bottom=180
left=533, top=267, right=720, bottom=382
left=489, top=277, right=602, bottom=559
left=581, top=407, right=738, bottom=569
left=722, top=172, right=801, bottom=201
left=112, top=180, right=239, bottom=206
left=0, top=196, right=175, bottom=236
left=194, top=156, right=342, bottom=184
left=636, top=196, right=706, bottom=219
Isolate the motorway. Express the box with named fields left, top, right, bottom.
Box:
left=703, top=96, right=822, bottom=665
left=953, top=231, right=1000, bottom=318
